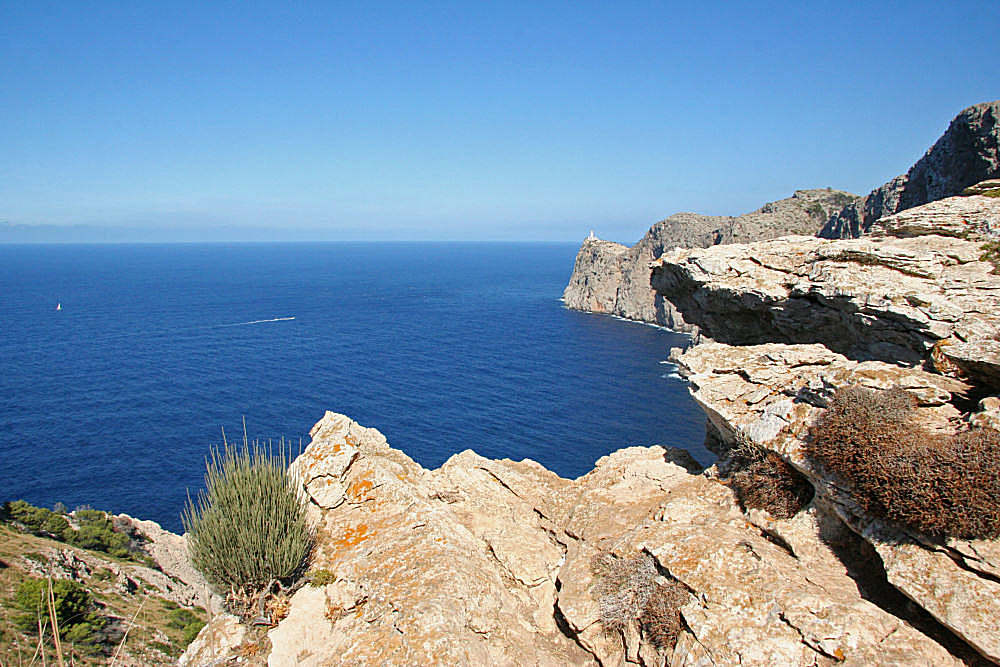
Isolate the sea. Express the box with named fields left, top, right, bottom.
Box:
left=0, top=243, right=709, bottom=532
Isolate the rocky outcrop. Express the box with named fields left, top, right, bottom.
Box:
left=184, top=411, right=980, bottom=666
left=118, top=514, right=217, bottom=611
left=673, top=342, right=1000, bottom=664
left=563, top=189, right=858, bottom=328
left=820, top=101, right=1000, bottom=238
left=649, top=195, right=1000, bottom=382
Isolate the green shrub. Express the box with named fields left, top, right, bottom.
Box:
left=590, top=551, right=689, bottom=652
left=168, top=607, right=206, bottom=645
left=3, top=500, right=66, bottom=536
left=806, top=385, right=1000, bottom=539
left=3, top=500, right=149, bottom=564
left=64, top=510, right=131, bottom=558
left=12, top=578, right=104, bottom=644
left=182, top=436, right=313, bottom=597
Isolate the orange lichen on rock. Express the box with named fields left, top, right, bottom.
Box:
left=331, top=523, right=371, bottom=552
left=348, top=470, right=375, bottom=499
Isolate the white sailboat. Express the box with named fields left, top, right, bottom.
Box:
left=56, top=303, right=61, bottom=311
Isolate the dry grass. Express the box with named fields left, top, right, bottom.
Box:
left=590, top=551, right=689, bottom=652
left=806, top=385, right=1000, bottom=539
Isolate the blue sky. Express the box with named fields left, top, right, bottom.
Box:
left=1, top=1, right=998, bottom=242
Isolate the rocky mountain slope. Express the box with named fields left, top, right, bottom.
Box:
left=0, top=510, right=212, bottom=665
left=819, top=101, right=1000, bottom=238
left=563, top=189, right=857, bottom=328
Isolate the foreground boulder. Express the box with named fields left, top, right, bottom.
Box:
left=184, top=411, right=977, bottom=666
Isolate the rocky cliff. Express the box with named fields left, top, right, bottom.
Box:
left=649, top=194, right=1000, bottom=371
left=819, top=101, right=1000, bottom=238
left=177, top=107, right=1000, bottom=665
left=179, top=188, right=1000, bottom=666
left=182, top=411, right=986, bottom=666
left=563, top=189, right=858, bottom=328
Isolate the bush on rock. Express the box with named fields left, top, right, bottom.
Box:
left=182, top=434, right=313, bottom=605
left=806, top=385, right=1000, bottom=539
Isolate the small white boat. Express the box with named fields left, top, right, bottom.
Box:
left=56, top=303, right=61, bottom=311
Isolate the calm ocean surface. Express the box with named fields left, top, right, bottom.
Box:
left=0, top=243, right=708, bottom=532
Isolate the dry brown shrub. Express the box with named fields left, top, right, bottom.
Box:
left=640, top=579, right=689, bottom=650
left=590, top=551, right=689, bottom=652
left=726, top=433, right=813, bottom=519
left=806, top=385, right=1000, bottom=539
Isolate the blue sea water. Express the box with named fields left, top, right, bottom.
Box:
left=0, top=243, right=708, bottom=532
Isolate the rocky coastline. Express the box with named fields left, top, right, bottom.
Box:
left=172, top=102, right=1000, bottom=665
left=176, top=98, right=1000, bottom=665
left=7, top=102, right=998, bottom=665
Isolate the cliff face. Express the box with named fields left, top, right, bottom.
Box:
left=819, top=101, right=1000, bottom=238
left=563, top=189, right=857, bottom=328
left=650, top=194, right=1000, bottom=375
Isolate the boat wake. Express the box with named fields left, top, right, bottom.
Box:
left=217, top=317, right=296, bottom=327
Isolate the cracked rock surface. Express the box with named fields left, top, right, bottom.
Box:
left=184, top=411, right=970, bottom=665
left=675, top=342, right=1000, bottom=664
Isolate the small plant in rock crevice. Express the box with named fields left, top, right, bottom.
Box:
left=980, top=241, right=1000, bottom=274
left=590, top=551, right=689, bottom=652
left=806, top=385, right=1000, bottom=540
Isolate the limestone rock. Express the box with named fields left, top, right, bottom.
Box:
left=118, top=514, right=216, bottom=610
left=675, top=342, right=1000, bottom=664
left=820, top=100, right=1000, bottom=238
left=869, top=194, right=1000, bottom=241
left=178, top=613, right=247, bottom=667
left=563, top=189, right=858, bottom=327
left=649, top=197, right=1000, bottom=371
left=938, top=339, right=1000, bottom=391
left=187, top=411, right=971, bottom=666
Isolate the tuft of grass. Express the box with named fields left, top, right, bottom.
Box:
left=806, top=386, right=1000, bottom=539
left=182, top=425, right=313, bottom=604
left=590, top=551, right=689, bottom=652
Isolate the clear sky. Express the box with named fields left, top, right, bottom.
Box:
left=2, top=1, right=998, bottom=242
